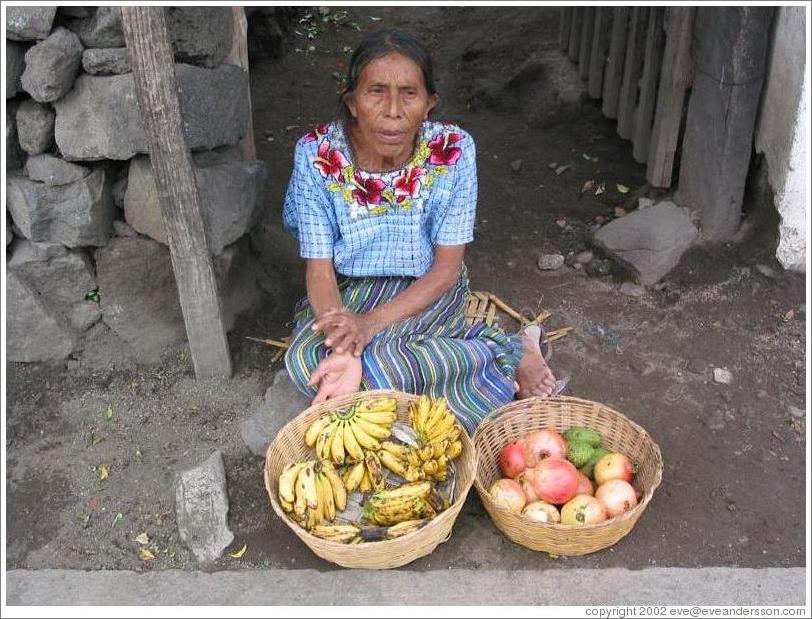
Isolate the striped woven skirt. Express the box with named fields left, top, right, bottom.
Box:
left=285, top=267, right=523, bottom=433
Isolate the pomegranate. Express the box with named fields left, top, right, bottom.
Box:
left=595, top=479, right=638, bottom=517
left=523, top=429, right=567, bottom=467
left=489, top=478, right=526, bottom=513
left=594, top=453, right=635, bottom=485
left=560, top=494, right=608, bottom=525
left=532, top=457, right=579, bottom=505
left=575, top=470, right=594, bottom=496
left=516, top=469, right=539, bottom=502
left=499, top=439, right=527, bottom=478
left=521, top=501, right=561, bottom=524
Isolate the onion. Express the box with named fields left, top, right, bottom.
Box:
left=515, top=469, right=539, bottom=502
left=594, top=453, right=635, bottom=485
left=532, top=457, right=579, bottom=505
left=489, top=478, right=526, bottom=513
left=560, top=494, right=608, bottom=525
left=575, top=470, right=594, bottom=496
left=499, top=439, right=527, bottom=478
left=523, top=429, right=568, bottom=467
left=595, top=479, right=638, bottom=517
left=521, top=501, right=561, bottom=523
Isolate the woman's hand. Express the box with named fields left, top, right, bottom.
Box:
left=312, top=309, right=377, bottom=357
left=307, top=351, right=364, bottom=403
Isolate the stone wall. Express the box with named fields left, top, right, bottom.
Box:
left=6, top=6, right=269, bottom=363
left=755, top=6, right=808, bottom=272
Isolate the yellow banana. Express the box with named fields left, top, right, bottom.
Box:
left=446, top=439, right=463, bottom=459
left=293, top=469, right=308, bottom=518
left=359, top=469, right=372, bottom=493
left=386, top=519, right=428, bottom=538
left=372, top=481, right=433, bottom=501
left=418, top=444, right=434, bottom=462
left=380, top=440, right=409, bottom=459
left=364, top=451, right=384, bottom=490
left=406, top=449, right=422, bottom=467
left=436, top=454, right=449, bottom=470
left=306, top=505, right=318, bottom=530
left=378, top=449, right=408, bottom=477
left=418, top=395, right=432, bottom=428
left=422, top=459, right=438, bottom=476
left=304, top=415, right=331, bottom=447
left=314, top=473, right=327, bottom=525
left=299, top=462, right=319, bottom=509
left=330, top=421, right=346, bottom=464
left=354, top=417, right=391, bottom=440
left=349, top=419, right=381, bottom=451
left=356, top=410, right=397, bottom=425
left=279, top=497, right=293, bottom=512
left=428, top=412, right=457, bottom=441
left=355, top=397, right=397, bottom=413
left=316, top=419, right=337, bottom=460
left=321, top=462, right=347, bottom=512
left=310, top=524, right=360, bottom=543
left=278, top=461, right=308, bottom=505
left=341, top=419, right=365, bottom=462
left=432, top=439, right=449, bottom=459
left=319, top=473, right=335, bottom=521
left=423, top=398, right=448, bottom=433
left=344, top=461, right=365, bottom=492
left=405, top=466, right=423, bottom=482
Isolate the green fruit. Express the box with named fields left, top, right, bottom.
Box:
left=567, top=441, right=595, bottom=468
left=564, top=426, right=602, bottom=448
left=579, top=446, right=611, bottom=479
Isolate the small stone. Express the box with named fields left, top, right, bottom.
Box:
left=757, top=389, right=768, bottom=399
left=548, top=162, right=558, bottom=169
left=613, top=206, right=627, bottom=218
left=585, top=258, right=612, bottom=277
left=112, top=220, right=138, bottom=237
left=554, top=164, right=571, bottom=175
left=510, top=159, right=523, bottom=172
left=555, top=217, right=568, bottom=228
left=619, top=282, right=645, bottom=297
left=573, top=263, right=583, bottom=270
left=575, top=250, right=594, bottom=264
left=788, top=405, right=805, bottom=419
left=564, top=252, right=577, bottom=267
left=594, top=215, right=607, bottom=224
left=713, top=367, right=733, bottom=384
left=537, top=253, right=565, bottom=271
left=67, top=358, right=80, bottom=371
left=755, top=263, right=777, bottom=278
left=638, top=197, right=655, bottom=209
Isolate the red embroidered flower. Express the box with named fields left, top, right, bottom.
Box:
left=427, top=132, right=463, bottom=166
left=303, top=123, right=329, bottom=143
left=313, top=140, right=350, bottom=181
left=351, top=170, right=386, bottom=207
left=393, top=166, right=427, bottom=202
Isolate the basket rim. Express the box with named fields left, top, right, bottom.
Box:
left=264, top=389, right=478, bottom=552
left=473, top=395, right=663, bottom=532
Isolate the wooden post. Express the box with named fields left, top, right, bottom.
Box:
left=568, top=7, right=583, bottom=62
left=632, top=7, right=665, bottom=163
left=121, top=6, right=232, bottom=378
left=602, top=7, right=630, bottom=118
left=559, top=8, right=572, bottom=52
left=578, top=7, right=595, bottom=80
left=647, top=7, right=695, bottom=187
left=588, top=7, right=611, bottom=98
left=226, top=6, right=255, bottom=161
left=617, top=7, right=648, bottom=140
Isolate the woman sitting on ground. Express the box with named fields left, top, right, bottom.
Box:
left=283, top=28, right=556, bottom=433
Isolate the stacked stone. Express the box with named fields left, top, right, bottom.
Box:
left=6, top=7, right=268, bottom=363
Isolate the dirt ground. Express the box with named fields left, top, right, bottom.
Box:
left=6, top=7, right=806, bottom=573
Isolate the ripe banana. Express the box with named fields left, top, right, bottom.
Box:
left=330, top=421, right=346, bottom=464
left=378, top=449, right=408, bottom=478
left=380, top=440, right=408, bottom=459
left=304, top=415, right=331, bottom=447
left=349, top=420, right=381, bottom=451
left=278, top=461, right=308, bottom=505
left=372, top=481, right=432, bottom=501
left=299, top=462, right=319, bottom=509
left=341, top=419, right=365, bottom=461
left=356, top=410, right=397, bottom=425
left=310, top=524, right=360, bottom=543
left=359, top=468, right=372, bottom=493
left=319, top=472, right=336, bottom=521
left=321, top=461, right=347, bottom=511
left=364, top=451, right=384, bottom=490
left=446, top=440, right=463, bottom=459
left=315, top=419, right=337, bottom=461
left=344, top=461, right=365, bottom=492
left=355, top=397, right=397, bottom=413
left=354, top=417, right=391, bottom=440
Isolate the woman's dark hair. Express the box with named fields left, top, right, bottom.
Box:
left=340, top=28, right=437, bottom=122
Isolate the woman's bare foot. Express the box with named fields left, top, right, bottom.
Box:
left=515, top=325, right=556, bottom=399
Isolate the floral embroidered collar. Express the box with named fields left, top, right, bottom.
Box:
left=304, top=121, right=463, bottom=219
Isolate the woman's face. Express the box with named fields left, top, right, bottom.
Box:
left=345, top=52, right=439, bottom=163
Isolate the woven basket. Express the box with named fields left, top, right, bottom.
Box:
left=474, top=396, right=663, bottom=556
left=264, top=389, right=477, bottom=569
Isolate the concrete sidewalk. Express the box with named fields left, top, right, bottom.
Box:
left=6, top=567, right=806, bottom=606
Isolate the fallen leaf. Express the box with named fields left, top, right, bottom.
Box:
left=369, top=16, right=382, bottom=21
left=595, top=181, right=606, bottom=196
left=782, top=309, right=796, bottom=321
left=134, top=532, right=150, bottom=545
left=104, top=405, right=113, bottom=421
left=97, top=463, right=110, bottom=481
left=229, top=544, right=248, bottom=559
left=555, top=164, right=571, bottom=175
left=548, top=162, right=558, bottom=169
left=582, top=153, right=591, bottom=161
left=616, top=184, right=630, bottom=194
left=138, top=547, right=155, bottom=561
left=111, top=512, right=123, bottom=528
left=581, top=179, right=595, bottom=193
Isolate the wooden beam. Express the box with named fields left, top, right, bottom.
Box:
left=646, top=7, right=696, bottom=187
left=588, top=7, right=611, bottom=98
left=568, top=7, right=583, bottom=62
left=632, top=7, right=665, bottom=163
left=225, top=6, right=255, bottom=161
left=559, top=7, right=572, bottom=52
left=121, top=6, right=232, bottom=378
left=602, top=7, right=630, bottom=118
left=617, top=7, right=648, bottom=140
left=578, top=6, right=595, bottom=80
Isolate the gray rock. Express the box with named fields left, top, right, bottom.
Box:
left=112, top=219, right=138, bottom=237
left=6, top=213, right=13, bottom=246
left=788, top=405, right=804, bottom=419
left=6, top=271, right=77, bottom=362
left=510, top=159, right=523, bottom=172
left=25, top=154, right=90, bottom=186
left=592, top=201, right=699, bottom=285
left=6, top=6, right=57, bottom=41
left=175, top=451, right=234, bottom=564
left=59, top=6, right=94, bottom=19
left=8, top=239, right=100, bottom=332
left=111, top=177, right=128, bottom=209
left=638, top=197, right=655, bottom=209
left=6, top=101, right=26, bottom=171
left=6, top=41, right=26, bottom=98
left=82, top=47, right=130, bottom=75
left=167, top=7, right=233, bottom=68
left=69, top=6, right=124, bottom=48
left=214, top=239, right=261, bottom=332
left=21, top=27, right=83, bottom=103
left=7, top=168, right=114, bottom=247
left=619, top=282, right=645, bottom=297
left=15, top=100, right=55, bottom=154
left=585, top=258, right=612, bottom=277
left=95, top=236, right=186, bottom=362
left=241, top=370, right=312, bottom=457
left=124, top=155, right=267, bottom=254
left=755, top=263, right=777, bottom=278
left=713, top=367, right=734, bottom=384
left=54, top=64, right=249, bottom=161
left=576, top=250, right=594, bottom=264
left=537, top=253, right=565, bottom=271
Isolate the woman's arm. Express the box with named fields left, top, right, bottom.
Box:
left=305, top=258, right=344, bottom=321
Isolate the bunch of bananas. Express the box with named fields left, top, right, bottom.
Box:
left=361, top=481, right=445, bottom=526
left=378, top=439, right=461, bottom=482
left=277, top=460, right=347, bottom=530
left=309, top=519, right=429, bottom=544
left=304, top=397, right=397, bottom=465
left=341, top=451, right=384, bottom=493
left=409, top=395, right=462, bottom=447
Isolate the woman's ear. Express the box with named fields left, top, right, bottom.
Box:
left=425, top=93, right=440, bottom=118
left=344, top=93, right=358, bottom=119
